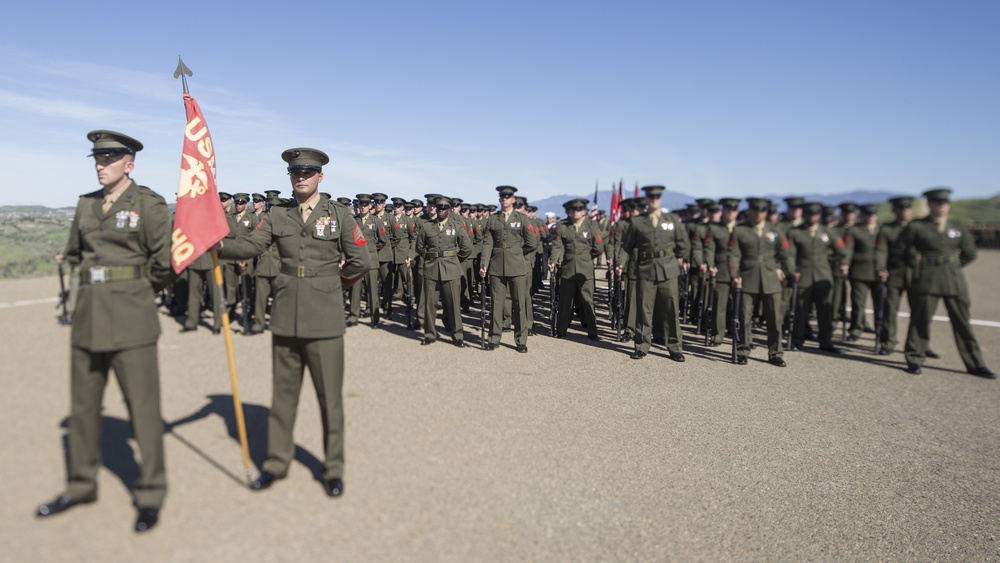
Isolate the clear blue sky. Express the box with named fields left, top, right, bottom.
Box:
left=1, top=0, right=998, bottom=207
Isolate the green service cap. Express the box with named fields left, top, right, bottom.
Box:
left=923, top=187, right=952, bottom=202
left=705, top=203, right=721, bottom=213
left=218, top=192, right=232, bottom=201
left=87, top=130, right=143, bottom=157
left=514, top=196, right=527, bottom=206
left=889, top=196, right=913, bottom=208
left=391, top=197, right=406, bottom=205
left=746, top=198, right=770, bottom=211
left=451, top=197, right=464, bottom=206
left=282, top=147, right=329, bottom=172
left=371, top=192, right=388, bottom=202
left=783, top=197, right=805, bottom=208
left=355, top=193, right=373, bottom=204
left=486, top=204, right=497, bottom=212
left=838, top=202, right=858, bottom=214
left=336, top=197, right=352, bottom=206
left=859, top=204, right=879, bottom=215
left=563, top=198, right=588, bottom=210
left=496, top=185, right=518, bottom=196
left=719, top=198, right=741, bottom=210
left=641, top=185, right=665, bottom=198
left=233, top=193, right=250, bottom=203
left=264, top=189, right=281, bottom=197
left=695, top=198, right=714, bottom=207
left=410, top=199, right=424, bottom=207
left=802, top=201, right=824, bottom=214
left=435, top=197, right=454, bottom=208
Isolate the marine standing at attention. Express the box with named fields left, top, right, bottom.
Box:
left=38, top=130, right=174, bottom=532
left=218, top=148, right=371, bottom=495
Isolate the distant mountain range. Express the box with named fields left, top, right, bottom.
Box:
left=529, top=189, right=911, bottom=218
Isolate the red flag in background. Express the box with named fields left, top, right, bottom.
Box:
left=634, top=181, right=639, bottom=199
left=170, top=93, right=229, bottom=273
left=617, top=180, right=624, bottom=220
left=610, top=181, right=620, bottom=224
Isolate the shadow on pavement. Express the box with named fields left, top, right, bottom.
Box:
left=59, top=415, right=140, bottom=493
left=165, top=394, right=324, bottom=485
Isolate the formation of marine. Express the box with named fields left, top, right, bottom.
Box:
left=169, top=181, right=994, bottom=382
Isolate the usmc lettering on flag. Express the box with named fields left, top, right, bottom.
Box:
left=171, top=93, right=230, bottom=273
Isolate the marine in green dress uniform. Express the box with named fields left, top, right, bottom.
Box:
left=703, top=198, right=740, bottom=346
left=728, top=198, right=792, bottom=367
left=250, top=195, right=282, bottom=334
left=220, top=148, right=371, bottom=496
left=38, top=130, right=173, bottom=532
left=874, top=197, right=914, bottom=355
left=415, top=197, right=473, bottom=346
left=549, top=198, right=606, bottom=340
left=785, top=202, right=844, bottom=352
left=901, top=189, right=995, bottom=378
left=479, top=186, right=538, bottom=352
left=348, top=194, right=383, bottom=327
left=841, top=204, right=883, bottom=341
left=617, top=186, right=690, bottom=361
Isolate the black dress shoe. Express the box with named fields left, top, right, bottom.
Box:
left=324, top=477, right=344, bottom=497
left=516, top=344, right=528, bottom=353
left=876, top=346, right=891, bottom=356
left=453, top=340, right=467, bottom=348
left=420, top=337, right=434, bottom=345
left=630, top=350, right=647, bottom=360
left=346, top=320, right=359, bottom=327
left=250, top=471, right=278, bottom=491
left=134, top=507, right=159, bottom=533
left=669, top=351, right=685, bottom=363
left=36, top=494, right=93, bottom=517
left=587, top=334, right=599, bottom=342
left=769, top=357, right=787, bottom=367
left=819, top=344, right=841, bottom=354
left=483, top=342, right=496, bottom=351
left=736, top=356, right=748, bottom=365
left=707, top=340, right=722, bottom=348
left=180, top=326, right=197, bottom=333
left=968, top=367, right=997, bottom=379
left=905, top=364, right=922, bottom=375
left=845, top=334, right=860, bottom=342
left=211, top=328, right=221, bottom=335
left=926, top=349, right=941, bottom=359
left=553, top=331, right=565, bottom=338
left=618, top=333, right=633, bottom=343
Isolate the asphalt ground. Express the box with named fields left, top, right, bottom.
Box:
left=2, top=252, right=999, bottom=562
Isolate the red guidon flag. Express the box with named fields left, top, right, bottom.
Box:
left=170, top=93, right=229, bottom=273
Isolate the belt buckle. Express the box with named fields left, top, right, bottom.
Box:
left=297, top=266, right=306, bottom=278
left=89, top=267, right=107, bottom=283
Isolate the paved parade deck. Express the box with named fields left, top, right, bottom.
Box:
left=2, top=252, right=999, bottom=561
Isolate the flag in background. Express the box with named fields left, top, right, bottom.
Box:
left=170, top=93, right=229, bottom=273
left=591, top=180, right=599, bottom=220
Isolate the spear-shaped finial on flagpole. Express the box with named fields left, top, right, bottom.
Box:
left=173, top=56, right=193, bottom=94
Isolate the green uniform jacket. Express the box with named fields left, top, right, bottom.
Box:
left=220, top=197, right=370, bottom=338
left=550, top=218, right=605, bottom=280
left=704, top=223, right=734, bottom=283
left=480, top=210, right=538, bottom=277
left=727, top=223, right=790, bottom=295
left=842, top=225, right=882, bottom=282
left=390, top=213, right=413, bottom=264
left=415, top=215, right=473, bottom=281
left=901, top=217, right=977, bottom=297
left=356, top=214, right=382, bottom=269
left=875, top=221, right=912, bottom=289
left=253, top=212, right=281, bottom=277
left=373, top=211, right=393, bottom=262
left=785, top=225, right=844, bottom=287
left=64, top=180, right=174, bottom=351
left=617, top=213, right=689, bottom=282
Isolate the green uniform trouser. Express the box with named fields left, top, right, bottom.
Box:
left=710, top=282, right=731, bottom=346
left=349, top=269, right=379, bottom=325
left=267, top=335, right=345, bottom=480
left=489, top=274, right=529, bottom=346
left=422, top=275, right=464, bottom=343
left=224, top=263, right=238, bottom=308
left=623, top=276, right=637, bottom=338
left=849, top=278, right=876, bottom=338
left=831, top=274, right=847, bottom=327
left=378, top=261, right=393, bottom=311
left=68, top=344, right=166, bottom=508
left=879, top=284, right=905, bottom=351
left=904, top=293, right=986, bottom=370
left=556, top=276, right=597, bottom=337
left=793, top=280, right=834, bottom=347
left=737, top=291, right=782, bottom=359
left=634, top=277, right=682, bottom=354
left=186, top=268, right=221, bottom=331
left=252, top=275, right=275, bottom=333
